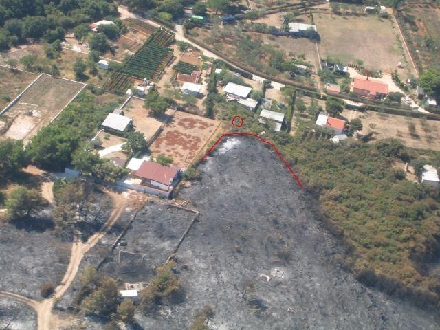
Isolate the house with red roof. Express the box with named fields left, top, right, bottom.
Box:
left=316, top=113, right=346, bottom=135
left=134, top=161, right=180, bottom=191
left=353, top=77, right=388, bottom=98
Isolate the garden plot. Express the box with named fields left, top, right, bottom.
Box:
left=315, top=13, right=406, bottom=74
left=343, top=109, right=440, bottom=150
left=1, top=74, right=84, bottom=141
left=150, top=111, right=220, bottom=169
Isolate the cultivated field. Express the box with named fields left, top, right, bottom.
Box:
left=150, top=111, right=220, bottom=169
left=315, top=13, right=404, bottom=73
left=0, top=74, right=84, bottom=141
left=397, top=3, right=440, bottom=71
left=343, top=109, right=440, bottom=150
left=0, top=67, right=38, bottom=109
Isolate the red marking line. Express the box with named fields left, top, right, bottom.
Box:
left=199, top=132, right=302, bottom=188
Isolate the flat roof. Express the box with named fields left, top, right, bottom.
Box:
left=422, top=165, right=440, bottom=182
left=316, top=113, right=329, bottom=126
left=223, top=82, right=252, bottom=99
left=238, top=98, right=258, bottom=110
left=126, top=156, right=150, bottom=171
left=102, top=113, right=132, bottom=132
left=260, top=109, right=285, bottom=123
left=288, top=23, right=317, bottom=32
left=181, top=82, right=202, bottom=93
left=120, top=290, right=138, bottom=297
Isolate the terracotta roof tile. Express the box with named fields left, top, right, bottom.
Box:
left=134, top=161, right=178, bottom=185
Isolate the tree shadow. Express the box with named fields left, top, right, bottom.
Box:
left=12, top=215, right=54, bottom=233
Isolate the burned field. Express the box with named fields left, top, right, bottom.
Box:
left=135, top=136, right=439, bottom=329
left=0, top=223, right=71, bottom=300
left=0, top=297, right=36, bottom=330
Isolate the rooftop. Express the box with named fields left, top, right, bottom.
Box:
left=238, top=98, right=258, bottom=110
left=288, top=22, right=317, bottom=33
left=327, top=117, right=346, bottom=131
left=181, top=82, right=203, bottom=93
left=134, top=161, right=179, bottom=185
left=260, top=109, right=285, bottom=123
left=223, top=82, right=252, bottom=99
left=422, top=165, right=440, bottom=182
left=102, top=113, right=132, bottom=132
left=120, top=290, right=138, bottom=297
left=326, top=84, right=340, bottom=93
left=354, top=77, right=388, bottom=96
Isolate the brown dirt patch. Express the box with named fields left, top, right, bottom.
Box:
left=1, top=74, right=84, bottom=142
left=150, top=111, right=220, bottom=169
left=343, top=109, right=440, bottom=150
left=315, top=13, right=406, bottom=74
left=0, top=67, right=38, bottom=109
left=180, top=50, right=203, bottom=67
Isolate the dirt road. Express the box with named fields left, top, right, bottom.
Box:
left=1, top=190, right=127, bottom=330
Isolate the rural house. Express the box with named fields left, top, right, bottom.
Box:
left=421, top=165, right=439, bottom=187
left=90, top=20, right=115, bottom=32
left=259, top=109, right=285, bottom=132
left=176, top=71, right=201, bottom=84
left=223, top=82, right=252, bottom=99
left=316, top=113, right=346, bottom=135
left=238, top=98, right=258, bottom=111
left=119, top=290, right=139, bottom=302
left=287, top=23, right=319, bottom=39
left=353, top=77, right=388, bottom=98
left=101, top=113, right=133, bottom=134
left=134, top=161, right=180, bottom=191
left=333, top=64, right=349, bottom=76
left=181, top=82, right=203, bottom=97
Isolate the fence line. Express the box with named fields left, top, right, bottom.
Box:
left=0, top=73, right=43, bottom=116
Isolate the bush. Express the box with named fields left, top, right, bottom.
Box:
left=41, top=282, right=54, bottom=298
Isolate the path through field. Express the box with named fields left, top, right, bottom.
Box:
left=0, top=190, right=127, bottom=329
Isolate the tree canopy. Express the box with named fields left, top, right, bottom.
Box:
left=0, top=139, right=28, bottom=181
left=5, top=186, right=46, bottom=221
left=420, top=69, right=440, bottom=102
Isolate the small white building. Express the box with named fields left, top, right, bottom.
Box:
left=421, top=165, right=440, bottom=187
left=214, top=68, right=222, bottom=74
left=288, top=23, right=317, bottom=33
left=260, top=109, right=285, bottom=132
left=238, top=98, right=258, bottom=111
left=98, top=59, right=109, bottom=70
left=181, top=82, right=203, bottom=97
left=223, top=82, right=252, bottom=99
left=101, top=113, right=133, bottom=133
left=90, top=20, right=116, bottom=32
left=119, top=290, right=139, bottom=301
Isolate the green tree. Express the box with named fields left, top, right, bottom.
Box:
left=82, top=277, right=119, bottom=316
left=207, top=0, right=230, bottom=14
left=79, top=264, right=98, bottom=287
left=73, top=23, right=91, bottom=40
left=19, top=54, right=37, bottom=70
left=350, top=118, right=363, bottom=132
left=192, top=2, right=207, bottom=16
left=73, top=57, right=87, bottom=79
left=89, top=32, right=109, bottom=53
left=72, top=147, right=101, bottom=175
left=419, top=69, right=440, bottom=102
left=6, top=186, right=46, bottom=221
left=122, top=131, right=148, bottom=155
left=88, top=50, right=100, bottom=63
left=326, top=98, right=344, bottom=117
left=97, top=23, right=119, bottom=40
left=0, top=139, right=28, bottom=180
left=6, top=58, right=18, bottom=70
left=4, top=19, right=23, bottom=39
left=116, top=299, right=135, bottom=323
left=144, top=92, right=170, bottom=117
left=23, top=16, right=48, bottom=38
left=156, top=154, right=173, bottom=166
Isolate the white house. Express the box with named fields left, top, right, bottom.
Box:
left=238, top=98, right=258, bottom=111
left=101, top=113, right=132, bottom=133
left=421, top=165, right=440, bottom=187
left=98, top=59, right=109, bottom=70
left=223, top=82, right=252, bottom=99
left=288, top=23, right=317, bottom=33
left=181, top=82, right=203, bottom=97
left=90, top=20, right=116, bottom=32
left=119, top=290, right=139, bottom=301
left=315, top=113, right=346, bottom=135
left=260, top=109, right=285, bottom=132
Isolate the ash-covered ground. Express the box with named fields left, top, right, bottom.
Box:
left=0, top=224, right=71, bottom=299
left=0, top=298, right=36, bottom=330
left=135, top=136, right=440, bottom=329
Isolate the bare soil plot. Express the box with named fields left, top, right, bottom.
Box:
left=1, top=74, right=84, bottom=141
left=0, top=67, right=38, bottom=109
left=123, top=98, right=172, bottom=140
left=265, top=87, right=285, bottom=103
left=253, top=12, right=282, bottom=26
left=180, top=50, right=203, bottom=67
left=0, top=44, right=45, bottom=65
left=343, top=109, right=440, bottom=150
left=315, top=13, right=405, bottom=74
left=150, top=111, right=220, bottom=169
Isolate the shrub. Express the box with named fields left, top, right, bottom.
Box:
left=41, top=282, right=54, bottom=298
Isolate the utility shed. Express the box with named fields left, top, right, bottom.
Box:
left=98, top=60, right=109, bottom=70
left=421, top=165, right=440, bottom=187
left=181, top=82, right=203, bottom=97
left=223, top=82, right=252, bottom=99
left=260, top=109, right=285, bottom=132
left=119, top=290, right=139, bottom=301
left=102, top=113, right=133, bottom=133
